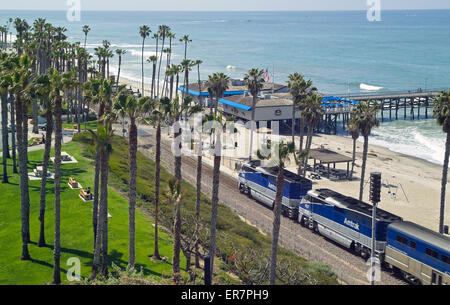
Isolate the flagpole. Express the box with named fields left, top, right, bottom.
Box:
left=272, top=63, right=275, bottom=94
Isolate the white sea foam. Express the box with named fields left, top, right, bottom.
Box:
left=226, top=65, right=236, bottom=69
left=360, top=83, right=383, bottom=91
left=366, top=120, right=447, bottom=166
left=128, top=49, right=158, bottom=58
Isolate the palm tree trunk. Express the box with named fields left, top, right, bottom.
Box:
left=32, top=100, right=38, bottom=134
left=38, top=98, right=53, bottom=247
left=299, top=119, right=305, bottom=153
left=209, top=152, right=221, bottom=277
left=291, top=104, right=296, bottom=144
left=270, top=167, right=285, bottom=285
left=154, top=120, right=161, bottom=259
left=351, top=137, right=357, bottom=180
left=15, top=93, right=30, bottom=260
left=1, top=92, right=8, bottom=183
left=128, top=118, right=137, bottom=268
left=439, top=132, right=450, bottom=233
left=52, top=96, right=63, bottom=284
left=151, top=63, right=156, bottom=99
left=157, top=37, right=165, bottom=97
left=100, top=149, right=109, bottom=277
left=172, top=194, right=182, bottom=284
left=10, top=94, right=17, bottom=174
left=141, top=39, right=145, bottom=96
left=249, top=95, right=257, bottom=161
left=173, top=118, right=182, bottom=283
left=116, top=55, right=122, bottom=89
left=359, top=135, right=369, bottom=201
left=195, top=154, right=202, bottom=268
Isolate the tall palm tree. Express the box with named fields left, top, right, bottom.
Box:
left=113, top=95, right=153, bottom=268
left=157, top=25, right=170, bottom=98
left=351, top=101, right=380, bottom=201
left=0, top=53, right=10, bottom=184
left=257, top=141, right=296, bottom=285
left=301, top=94, right=324, bottom=175
left=115, top=49, right=126, bottom=89
left=346, top=117, right=360, bottom=180
left=244, top=68, right=265, bottom=161
left=193, top=60, right=203, bottom=106
left=145, top=97, right=170, bottom=260
left=90, top=122, right=114, bottom=280
left=287, top=73, right=317, bottom=152
left=82, top=25, right=90, bottom=48
left=180, top=34, right=192, bottom=60
left=48, top=67, right=77, bottom=284
left=10, top=54, right=32, bottom=260
left=34, top=74, right=52, bottom=247
left=180, top=59, right=192, bottom=100
left=433, top=90, right=450, bottom=234
left=147, top=55, right=157, bottom=99
left=139, top=25, right=151, bottom=96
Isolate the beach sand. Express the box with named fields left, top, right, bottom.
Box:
left=119, top=75, right=449, bottom=233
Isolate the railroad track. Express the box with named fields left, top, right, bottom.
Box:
left=128, top=124, right=407, bottom=285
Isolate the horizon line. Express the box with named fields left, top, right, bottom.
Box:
left=1, top=8, right=450, bottom=12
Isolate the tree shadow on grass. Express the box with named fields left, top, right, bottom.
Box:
left=108, top=249, right=163, bottom=278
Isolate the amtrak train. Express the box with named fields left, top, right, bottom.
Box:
left=238, top=163, right=450, bottom=285
left=238, top=160, right=312, bottom=219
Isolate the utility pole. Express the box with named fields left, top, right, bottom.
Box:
left=369, top=172, right=381, bottom=285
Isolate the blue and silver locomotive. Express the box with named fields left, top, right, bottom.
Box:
left=238, top=161, right=312, bottom=219
left=298, top=188, right=402, bottom=260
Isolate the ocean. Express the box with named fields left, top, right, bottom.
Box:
left=0, top=10, right=449, bottom=165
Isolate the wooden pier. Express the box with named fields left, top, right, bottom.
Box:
left=318, top=89, right=445, bottom=134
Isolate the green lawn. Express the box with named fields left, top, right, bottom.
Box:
left=0, top=140, right=183, bottom=285
left=62, top=120, right=97, bottom=131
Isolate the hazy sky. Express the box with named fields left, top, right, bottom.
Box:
left=1, top=0, right=450, bottom=11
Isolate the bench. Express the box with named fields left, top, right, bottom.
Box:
left=80, top=189, right=92, bottom=201
left=69, top=177, right=78, bottom=188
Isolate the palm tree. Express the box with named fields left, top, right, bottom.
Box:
left=90, top=122, right=114, bottom=280
left=147, top=55, right=157, bottom=99
left=204, top=111, right=227, bottom=279
left=157, top=25, right=170, bottom=98
left=301, top=94, right=324, bottom=175
left=180, top=34, right=192, bottom=60
left=346, top=117, right=360, bottom=180
left=168, top=95, right=201, bottom=282
left=287, top=73, right=317, bottom=152
left=351, top=101, right=380, bottom=201
left=244, top=68, right=265, bottom=161
left=139, top=25, right=151, bottom=96
left=113, top=95, right=153, bottom=268
left=145, top=97, right=170, bottom=260
left=82, top=25, right=90, bottom=48
left=180, top=59, right=193, bottom=100
left=0, top=54, right=10, bottom=184
left=50, top=68, right=77, bottom=284
left=34, top=74, right=52, bottom=247
left=433, top=90, right=450, bottom=234
left=115, top=49, right=126, bottom=89
left=193, top=60, right=203, bottom=106
left=257, top=141, right=296, bottom=285
left=10, top=54, right=32, bottom=260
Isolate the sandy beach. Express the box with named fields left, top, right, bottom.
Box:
left=118, top=75, right=449, bottom=234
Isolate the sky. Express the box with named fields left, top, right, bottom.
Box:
left=1, top=0, right=450, bottom=11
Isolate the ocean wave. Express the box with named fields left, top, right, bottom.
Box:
left=128, top=49, right=158, bottom=58
left=360, top=83, right=383, bottom=91
left=226, top=65, right=237, bottom=70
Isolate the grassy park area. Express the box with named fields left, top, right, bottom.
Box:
left=0, top=140, right=184, bottom=284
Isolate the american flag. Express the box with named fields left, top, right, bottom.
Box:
left=263, top=68, right=270, bottom=82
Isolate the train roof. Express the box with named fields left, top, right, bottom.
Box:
left=388, top=221, right=450, bottom=253
left=242, top=161, right=311, bottom=184
left=307, top=188, right=402, bottom=223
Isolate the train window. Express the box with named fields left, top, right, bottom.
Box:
left=410, top=241, right=416, bottom=249
left=442, top=255, right=450, bottom=265
left=396, top=235, right=408, bottom=245
left=426, top=248, right=439, bottom=259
